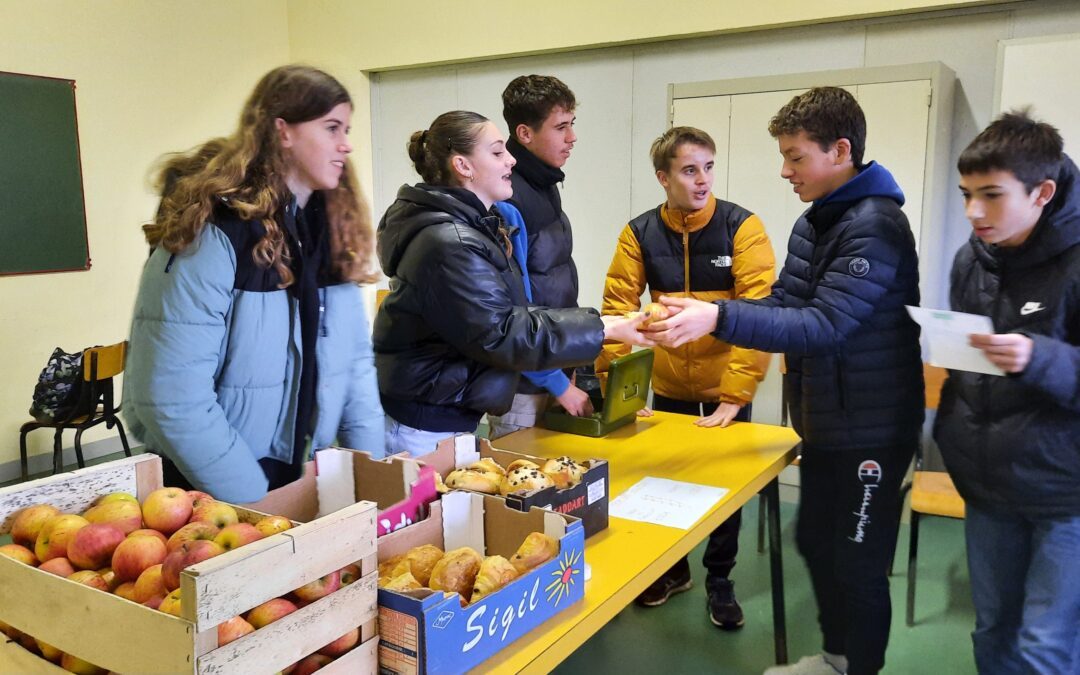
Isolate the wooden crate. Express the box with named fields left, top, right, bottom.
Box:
left=0, top=454, right=378, bottom=674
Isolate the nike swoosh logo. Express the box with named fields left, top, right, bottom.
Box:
left=1020, top=302, right=1045, bottom=316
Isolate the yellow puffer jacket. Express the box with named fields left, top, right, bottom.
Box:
left=597, top=195, right=775, bottom=405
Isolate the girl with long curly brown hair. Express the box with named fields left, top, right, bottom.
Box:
left=124, top=65, right=385, bottom=502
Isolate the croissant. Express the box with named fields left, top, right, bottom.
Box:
left=384, top=571, right=423, bottom=592
left=510, top=532, right=559, bottom=575
left=402, top=544, right=444, bottom=586
left=499, top=466, right=555, bottom=496
left=428, top=547, right=483, bottom=606
left=446, top=469, right=501, bottom=494
left=379, top=554, right=405, bottom=579
left=470, top=555, right=519, bottom=604
left=433, top=471, right=449, bottom=494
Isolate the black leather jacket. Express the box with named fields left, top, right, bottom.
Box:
left=373, top=184, right=604, bottom=431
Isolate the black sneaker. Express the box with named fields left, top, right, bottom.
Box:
left=707, top=579, right=745, bottom=630
left=635, top=569, right=693, bottom=607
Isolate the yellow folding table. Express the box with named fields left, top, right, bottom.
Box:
left=479, top=411, right=800, bottom=673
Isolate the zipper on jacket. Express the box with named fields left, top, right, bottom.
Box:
left=683, top=230, right=696, bottom=399
left=980, top=269, right=1003, bottom=490
left=319, top=288, right=328, bottom=337
left=164, top=254, right=176, bottom=273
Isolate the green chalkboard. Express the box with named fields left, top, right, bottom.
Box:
left=0, top=71, right=90, bottom=275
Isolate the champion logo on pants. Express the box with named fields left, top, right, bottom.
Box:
left=850, top=460, right=883, bottom=543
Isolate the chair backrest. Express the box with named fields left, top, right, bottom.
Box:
left=923, top=363, right=946, bottom=411
left=83, top=341, right=127, bottom=381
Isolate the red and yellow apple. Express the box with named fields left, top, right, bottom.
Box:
left=35, top=514, right=89, bottom=562
left=318, top=627, right=360, bottom=657
left=246, top=597, right=298, bottom=629
left=166, top=522, right=219, bottom=552
left=141, top=487, right=193, bottom=535
left=161, top=539, right=225, bottom=591
left=217, top=616, right=255, bottom=647
left=158, top=588, right=183, bottom=616
left=339, top=563, right=361, bottom=586
left=95, top=491, right=137, bottom=505
left=39, top=557, right=76, bottom=577
left=67, top=523, right=126, bottom=570
left=292, top=653, right=333, bottom=675
left=97, top=567, right=122, bottom=592
left=68, top=570, right=110, bottom=592
left=293, top=570, right=341, bottom=602
left=0, top=543, right=38, bottom=566
left=114, top=581, right=138, bottom=601
left=134, top=563, right=169, bottom=603
left=190, top=501, right=239, bottom=529
left=254, top=515, right=292, bottom=537
left=128, top=528, right=169, bottom=547
left=83, top=499, right=143, bottom=535
left=35, top=638, right=63, bottom=663
left=60, top=652, right=107, bottom=675
left=111, top=533, right=168, bottom=581
left=10, top=504, right=60, bottom=547
left=214, top=523, right=263, bottom=551
left=187, top=490, right=215, bottom=509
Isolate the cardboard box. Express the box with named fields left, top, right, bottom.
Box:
left=423, top=435, right=609, bottom=537
left=0, top=454, right=379, bottom=674
left=376, top=492, right=586, bottom=674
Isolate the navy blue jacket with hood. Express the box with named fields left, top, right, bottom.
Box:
left=934, top=156, right=1080, bottom=517
left=712, top=162, right=925, bottom=450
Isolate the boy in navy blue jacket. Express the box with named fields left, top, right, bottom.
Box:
left=934, top=111, right=1080, bottom=675
left=650, top=87, right=923, bottom=675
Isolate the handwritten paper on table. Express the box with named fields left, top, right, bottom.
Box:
left=905, top=306, right=1005, bottom=376
left=609, top=477, right=729, bottom=530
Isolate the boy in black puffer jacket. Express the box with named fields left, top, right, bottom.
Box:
left=935, top=111, right=1080, bottom=675
left=648, top=87, right=923, bottom=675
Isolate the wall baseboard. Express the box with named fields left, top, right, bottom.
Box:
left=0, top=436, right=143, bottom=486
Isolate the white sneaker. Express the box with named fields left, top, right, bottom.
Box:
left=763, top=653, right=847, bottom=675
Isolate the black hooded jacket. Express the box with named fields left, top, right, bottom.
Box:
left=373, top=184, right=604, bottom=432
left=934, top=156, right=1080, bottom=517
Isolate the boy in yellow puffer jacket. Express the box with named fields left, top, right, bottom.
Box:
left=597, top=126, right=775, bottom=627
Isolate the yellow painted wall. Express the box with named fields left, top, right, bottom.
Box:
left=0, top=1, right=291, bottom=468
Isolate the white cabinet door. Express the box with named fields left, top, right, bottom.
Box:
left=673, top=80, right=931, bottom=426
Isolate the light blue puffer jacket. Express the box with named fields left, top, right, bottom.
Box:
left=123, top=215, right=384, bottom=503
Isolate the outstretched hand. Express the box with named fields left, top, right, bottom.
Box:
left=601, top=312, right=656, bottom=346
left=969, top=333, right=1033, bottom=373
left=646, top=296, right=720, bottom=348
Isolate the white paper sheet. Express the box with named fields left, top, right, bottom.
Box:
left=609, top=477, right=729, bottom=530
left=905, top=306, right=1005, bottom=376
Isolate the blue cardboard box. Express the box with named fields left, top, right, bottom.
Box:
left=376, top=491, right=586, bottom=674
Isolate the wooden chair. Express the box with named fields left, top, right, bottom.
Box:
left=902, top=363, right=966, bottom=626
left=19, top=341, right=132, bottom=481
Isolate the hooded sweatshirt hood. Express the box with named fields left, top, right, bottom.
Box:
left=820, top=161, right=906, bottom=207
left=969, top=154, right=1080, bottom=271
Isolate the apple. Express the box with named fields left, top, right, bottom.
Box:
left=68, top=570, right=110, bottom=592
left=246, top=597, right=298, bottom=629
left=318, top=627, right=360, bottom=657
left=167, top=522, right=219, bottom=552
left=114, top=581, right=138, bottom=601
left=95, top=491, right=138, bottom=505
left=15, top=629, right=38, bottom=653
left=161, top=539, right=225, bottom=590
left=641, top=301, right=671, bottom=327
left=190, top=501, right=239, bottom=528
left=141, top=487, right=193, bottom=534
left=339, top=563, right=361, bottom=586
left=35, top=638, right=63, bottom=663
left=111, top=534, right=168, bottom=581
left=293, top=570, right=341, bottom=602
left=143, top=594, right=164, bottom=610
left=97, top=567, right=121, bottom=592
left=10, top=504, right=60, bottom=547
left=83, top=499, right=143, bottom=535
left=214, top=523, right=263, bottom=551
left=60, top=653, right=107, bottom=675
left=158, top=588, right=183, bottom=616
left=67, top=523, right=126, bottom=570
left=35, top=514, right=89, bottom=562
left=254, top=515, right=292, bottom=537
left=292, top=653, right=333, bottom=675
left=128, top=528, right=169, bottom=547
left=0, top=543, right=38, bottom=566
left=133, top=564, right=168, bottom=603
left=187, top=490, right=215, bottom=509
left=39, top=557, right=76, bottom=577
left=217, top=616, right=255, bottom=647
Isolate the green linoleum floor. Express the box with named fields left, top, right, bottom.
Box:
left=554, top=498, right=976, bottom=674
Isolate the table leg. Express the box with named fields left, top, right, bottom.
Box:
left=767, top=478, right=788, bottom=664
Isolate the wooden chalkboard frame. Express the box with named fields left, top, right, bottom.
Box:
left=0, top=70, right=91, bottom=276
